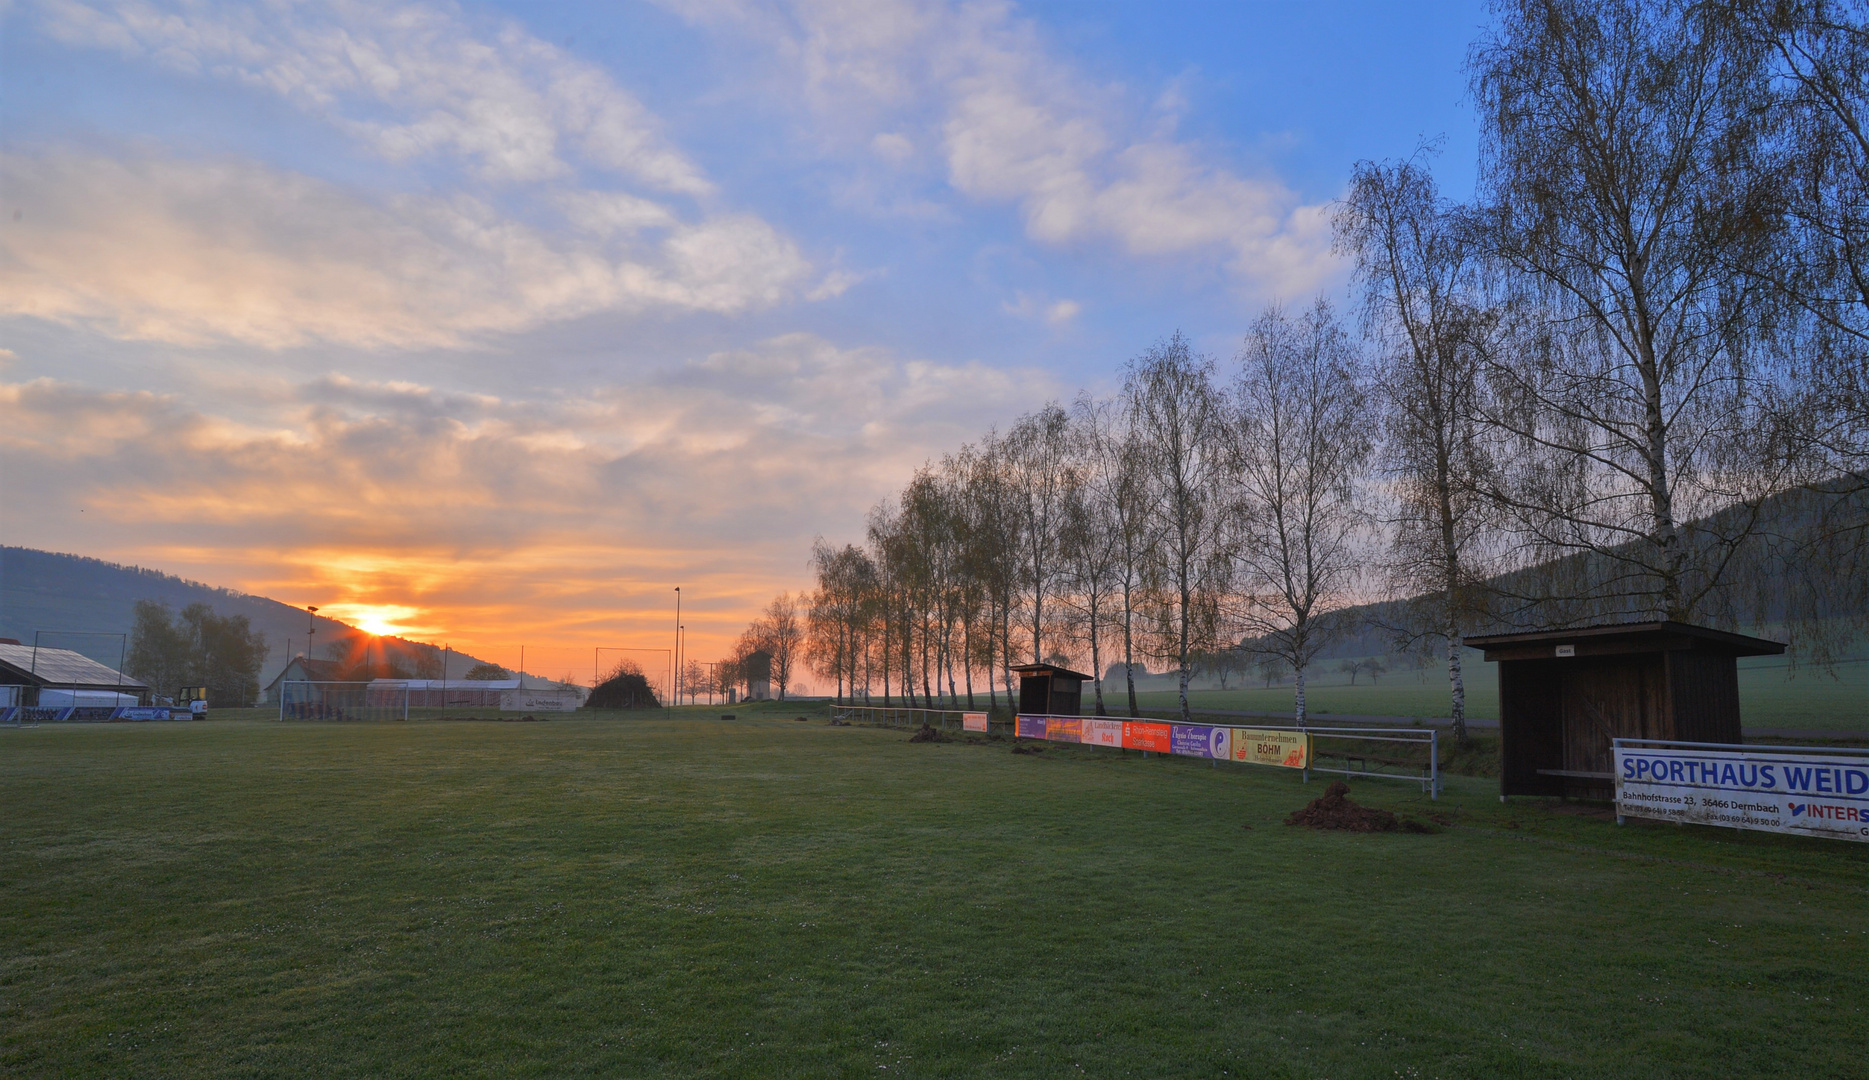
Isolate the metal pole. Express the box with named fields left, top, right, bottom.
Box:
left=673, top=587, right=682, bottom=710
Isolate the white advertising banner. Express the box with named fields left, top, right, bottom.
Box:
left=962, top=711, right=988, bottom=733
left=500, top=689, right=583, bottom=712
left=1080, top=719, right=1124, bottom=747
left=1614, top=745, right=1869, bottom=843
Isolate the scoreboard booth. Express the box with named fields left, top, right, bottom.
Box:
left=1012, top=663, right=1092, bottom=717
left=1467, top=620, right=1785, bottom=799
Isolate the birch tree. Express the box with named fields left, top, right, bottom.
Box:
left=1228, top=301, right=1373, bottom=726
left=1125, top=332, right=1228, bottom=723
left=1336, top=153, right=1499, bottom=742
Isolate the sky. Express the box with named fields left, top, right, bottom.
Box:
left=0, top=0, right=1488, bottom=683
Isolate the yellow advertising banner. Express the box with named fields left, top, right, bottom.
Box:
left=1230, top=728, right=1310, bottom=769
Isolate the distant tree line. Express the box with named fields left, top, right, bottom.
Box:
left=785, top=0, right=1866, bottom=744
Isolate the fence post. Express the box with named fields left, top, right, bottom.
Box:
left=1430, top=729, right=1439, bottom=800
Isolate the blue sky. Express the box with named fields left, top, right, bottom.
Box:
left=0, top=0, right=1488, bottom=670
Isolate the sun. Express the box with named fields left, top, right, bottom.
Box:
left=320, top=603, right=428, bottom=638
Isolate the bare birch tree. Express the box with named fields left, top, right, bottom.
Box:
left=1336, top=153, right=1500, bottom=742
left=1003, top=405, right=1078, bottom=665
left=1470, top=0, right=1795, bottom=624
left=1228, top=300, right=1373, bottom=726
left=1126, top=332, right=1228, bottom=723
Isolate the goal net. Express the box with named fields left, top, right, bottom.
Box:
left=279, top=681, right=409, bottom=723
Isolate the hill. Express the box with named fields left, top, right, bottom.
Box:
left=0, top=547, right=485, bottom=685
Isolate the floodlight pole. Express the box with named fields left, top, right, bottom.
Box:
left=673, top=587, right=682, bottom=711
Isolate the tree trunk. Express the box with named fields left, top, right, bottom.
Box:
left=1122, top=578, right=1139, bottom=717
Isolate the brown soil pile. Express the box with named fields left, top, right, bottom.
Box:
left=1011, top=743, right=1044, bottom=755
left=907, top=723, right=948, bottom=743
left=1285, top=781, right=1434, bottom=833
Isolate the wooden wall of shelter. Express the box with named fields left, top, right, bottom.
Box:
left=1468, top=621, right=1785, bottom=798
left=1012, top=663, right=1090, bottom=716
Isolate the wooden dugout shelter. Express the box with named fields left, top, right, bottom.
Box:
left=1011, top=662, right=1092, bottom=717
left=1467, top=620, right=1786, bottom=799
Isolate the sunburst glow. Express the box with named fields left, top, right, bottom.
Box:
left=317, top=603, right=428, bottom=638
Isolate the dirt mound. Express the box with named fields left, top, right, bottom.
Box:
left=1285, top=781, right=1435, bottom=833
left=1011, top=743, right=1044, bottom=755
left=907, top=723, right=948, bottom=743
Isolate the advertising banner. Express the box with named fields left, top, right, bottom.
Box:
left=1046, top=717, right=1082, bottom=743
left=1231, top=729, right=1310, bottom=769
left=1122, top=721, right=1172, bottom=752
left=962, top=711, right=989, bottom=733
left=1169, top=725, right=1230, bottom=759
left=1081, top=719, right=1124, bottom=747
left=501, top=689, right=582, bottom=712
left=117, top=707, right=174, bottom=722
left=1016, top=714, right=1048, bottom=739
left=1614, top=745, right=1869, bottom=843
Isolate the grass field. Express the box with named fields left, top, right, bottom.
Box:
left=3, top=711, right=1864, bottom=1078
left=1129, top=656, right=1869, bottom=731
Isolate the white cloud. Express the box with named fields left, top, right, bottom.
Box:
left=662, top=0, right=1338, bottom=293
left=33, top=0, right=712, bottom=193
left=1001, top=292, right=1080, bottom=326
left=0, top=150, right=812, bottom=347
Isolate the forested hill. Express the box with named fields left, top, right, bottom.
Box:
left=0, top=547, right=475, bottom=683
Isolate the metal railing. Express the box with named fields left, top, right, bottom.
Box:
left=830, top=704, right=1004, bottom=733
left=1299, top=726, right=1441, bottom=798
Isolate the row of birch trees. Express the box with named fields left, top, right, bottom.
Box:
left=800, top=0, right=1867, bottom=740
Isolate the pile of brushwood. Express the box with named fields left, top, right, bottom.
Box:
left=907, top=723, right=948, bottom=743
left=1285, top=781, right=1435, bottom=833
left=585, top=668, right=661, bottom=710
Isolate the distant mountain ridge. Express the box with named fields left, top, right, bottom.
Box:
left=0, top=547, right=483, bottom=683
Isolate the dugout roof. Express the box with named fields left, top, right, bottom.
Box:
left=0, top=643, right=148, bottom=691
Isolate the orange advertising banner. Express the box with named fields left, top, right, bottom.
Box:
left=1046, top=717, right=1082, bottom=743
left=1122, top=721, right=1173, bottom=752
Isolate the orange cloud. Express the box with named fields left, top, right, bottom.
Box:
left=0, top=336, right=1053, bottom=665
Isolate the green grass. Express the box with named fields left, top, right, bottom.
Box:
left=1134, top=656, right=1868, bottom=731
left=2, top=717, right=1863, bottom=1078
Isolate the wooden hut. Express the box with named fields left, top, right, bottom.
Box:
left=1467, top=621, right=1785, bottom=799
left=1011, top=663, right=1091, bottom=717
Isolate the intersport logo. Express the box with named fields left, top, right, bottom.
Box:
left=1788, top=802, right=1865, bottom=822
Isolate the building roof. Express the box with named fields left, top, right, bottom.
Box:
left=0, top=643, right=148, bottom=691
left=263, top=656, right=348, bottom=690
left=1466, top=620, right=1786, bottom=658
left=1010, top=662, right=1094, bottom=682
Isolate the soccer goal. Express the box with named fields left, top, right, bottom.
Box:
left=279, top=681, right=409, bottom=723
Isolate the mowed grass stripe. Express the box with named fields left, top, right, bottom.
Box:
left=1, top=718, right=1862, bottom=1078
